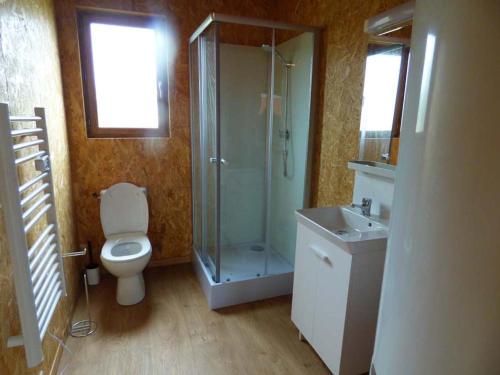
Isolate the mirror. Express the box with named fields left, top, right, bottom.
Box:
left=358, top=24, right=412, bottom=165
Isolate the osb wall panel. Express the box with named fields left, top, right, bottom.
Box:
left=0, top=1, right=80, bottom=374
left=53, top=0, right=273, bottom=265
left=272, top=0, right=407, bottom=207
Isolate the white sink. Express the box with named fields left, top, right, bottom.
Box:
left=295, top=206, right=389, bottom=254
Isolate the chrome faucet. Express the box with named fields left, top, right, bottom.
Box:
left=351, top=198, right=372, bottom=216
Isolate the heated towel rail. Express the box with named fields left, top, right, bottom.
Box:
left=0, top=103, right=66, bottom=368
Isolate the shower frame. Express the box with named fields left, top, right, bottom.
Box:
left=189, top=13, right=321, bottom=290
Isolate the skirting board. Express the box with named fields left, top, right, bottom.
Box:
left=193, top=250, right=293, bottom=309
left=97, top=255, right=192, bottom=276
left=149, top=255, right=192, bottom=268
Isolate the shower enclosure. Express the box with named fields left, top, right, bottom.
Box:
left=189, top=14, right=319, bottom=308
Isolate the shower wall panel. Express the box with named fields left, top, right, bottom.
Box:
left=270, top=33, right=314, bottom=265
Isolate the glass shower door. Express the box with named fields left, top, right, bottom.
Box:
left=218, top=24, right=274, bottom=282
left=190, top=38, right=202, bottom=260
left=200, top=24, right=220, bottom=282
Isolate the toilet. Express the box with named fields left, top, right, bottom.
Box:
left=99, top=182, right=152, bottom=305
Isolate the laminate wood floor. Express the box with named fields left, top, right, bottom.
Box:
left=58, top=264, right=330, bottom=374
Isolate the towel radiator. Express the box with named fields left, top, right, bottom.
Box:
left=0, top=103, right=67, bottom=368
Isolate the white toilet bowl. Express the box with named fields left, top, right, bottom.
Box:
left=101, top=233, right=151, bottom=305
left=99, top=183, right=151, bottom=305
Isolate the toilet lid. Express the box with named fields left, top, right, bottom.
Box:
left=100, top=182, right=148, bottom=238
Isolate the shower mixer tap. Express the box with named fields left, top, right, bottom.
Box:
left=279, top=129, right=290, bottom=139
left=283, top=149, right=288, bottom=177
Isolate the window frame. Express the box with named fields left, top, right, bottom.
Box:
left=77, top=9, right=170, bottom=138
left=365, top=42, right=409, bottom=137
left=390, top=45, right=410, bottom=139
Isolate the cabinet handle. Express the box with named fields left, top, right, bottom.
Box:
left=309, top=245, right=331, bottom=264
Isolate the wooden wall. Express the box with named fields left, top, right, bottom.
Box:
left=0, top=0, right=410, bottom=373
left=273, top=0, right=407, bottom=207
left=53, top=0, right=408, bottom=265
left=53, top=0, right=273, bottom=266
left=0, top=1, right=81, bottom=373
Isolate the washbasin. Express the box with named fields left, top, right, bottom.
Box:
left=295, top=206, right=389, bottom=254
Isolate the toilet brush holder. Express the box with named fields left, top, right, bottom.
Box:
left=86, top=264, right=100, bottom=286
left=85, top=241, right=100, bottom=285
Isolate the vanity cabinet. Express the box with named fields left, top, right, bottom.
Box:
left=292, top=222, right=386, bottom=375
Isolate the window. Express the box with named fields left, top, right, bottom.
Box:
left=77, top=10, right=169, bottom=138
left=360, top=44, right=409, bottom=134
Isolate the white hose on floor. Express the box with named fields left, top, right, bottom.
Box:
left=49, top=331, right=73, bottom=375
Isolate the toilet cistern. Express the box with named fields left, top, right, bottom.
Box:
left=351, top=197, right=372, bottom=217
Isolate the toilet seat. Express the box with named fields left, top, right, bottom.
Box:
left=101, top=233, right=151, bottom=263
left=100, top=182, right=148, bottom=238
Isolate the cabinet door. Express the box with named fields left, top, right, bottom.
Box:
left=311, top=238, right=352, bottom=374
left=291, top=224, right=317, bottom=340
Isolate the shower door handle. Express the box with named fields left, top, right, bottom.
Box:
left=209, top=157, right=228, bottom=165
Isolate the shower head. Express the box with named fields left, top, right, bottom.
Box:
left=261, top=44, right=295, bottom=68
